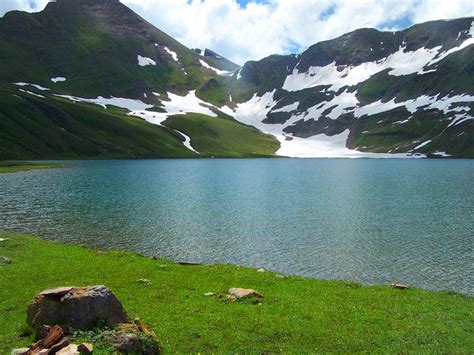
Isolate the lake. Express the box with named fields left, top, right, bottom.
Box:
left=0, top=159, right=472, bottom=295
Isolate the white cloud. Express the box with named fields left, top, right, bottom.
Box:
left=0, top=0, right=49, bottom=15
left=1, top=0, right=473, bottom=64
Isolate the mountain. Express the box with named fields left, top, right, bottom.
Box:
left=0, top=0, right=277, bottom=159
left=223, top=17, right=474, bottom=157
left=0, top=0, right=472, bottom=159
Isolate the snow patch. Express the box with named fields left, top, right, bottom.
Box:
left=19, top=89, right=45, bottom=98
left=175, top=129, right=199, bottom=153
left=55, top=95, right=153, bottom=111
left=199, top=59, right=233, bottom=76
left=14, top=82, right=49, bottom=91
left=413, top=140, right=432, bottom=150
left=432, top=151, right=451, bottom=157
left=129, top=90, right=217, bottom=126
left=164, top=47, right=179, bottom=62
left=51, top=77, right=66, bottom=83
left=137, top=55, right=156, bottom=66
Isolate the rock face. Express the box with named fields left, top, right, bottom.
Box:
left=27, top=285, right=128, bottom=335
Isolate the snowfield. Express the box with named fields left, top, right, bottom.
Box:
left=283, top=22, right=474, bottom=93
left=230, top=91, right=415, bottom=158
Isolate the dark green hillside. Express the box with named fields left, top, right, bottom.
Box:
left=0, top=84, right=196, bottom=159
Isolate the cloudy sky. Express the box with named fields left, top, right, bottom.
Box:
left=1, top=0, right=474, bottom=64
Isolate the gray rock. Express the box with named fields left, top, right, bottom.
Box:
left=27, top=285, right=128, bottom=336
left=10, top=348, right=29, bottom=355
left=0, top=255, right=12, bottom=264
left=228, top=288, right=263, bottom=299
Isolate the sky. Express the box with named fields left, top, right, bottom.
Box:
left=1, top=0, right=474, bottom=64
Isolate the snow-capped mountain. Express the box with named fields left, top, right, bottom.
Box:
left=225, top=17, right=474, bottom=158
left=0, top=0, right=472, bottom=159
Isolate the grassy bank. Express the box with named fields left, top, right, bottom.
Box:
left=0, top=231, right=472, bottom=353
left=0, top=161, right=62, bottom=174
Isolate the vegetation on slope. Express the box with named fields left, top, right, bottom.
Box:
left=0, top=85, right=196, bottom=160
left=0, top=83, right=280, bottom=159
left=164, top=113, right=280, bottom=157
left=0, top=162, right=62, bottom=174
left=0, top=231, right=472, bottom=353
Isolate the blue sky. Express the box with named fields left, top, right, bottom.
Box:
left=1, top=0, right=473, bottom=64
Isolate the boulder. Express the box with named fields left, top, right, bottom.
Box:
left=0, top=255, right=12, bottom=264
left=10, top=348, right=29, bottom=355
left=228, top=288, right=263, bottom=299
left=27, top=285, right=128, bottom=336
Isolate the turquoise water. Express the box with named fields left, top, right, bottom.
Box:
left=0, top=159, right=472, bottom=295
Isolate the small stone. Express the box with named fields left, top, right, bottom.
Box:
left=56, top=344, right=80, bottom=355
left=0, top=238, right=7, bottom=242
left=136, top=279, right=151, bottom=285
left=391, top=283, right=409, bottom=290
left=77, top=343, right=93, bottom=354
left=38, top=350, right=49, bottom=355
left=10, top=348, right=29, bottom=355
left=275, top=274, right=285, bottom=279
left=228, top=288, right=263, bottom=299
left=0, top=256, right=12, bottom=264
left=257, top=268, right=265, bottom=272
left=203, top=292, right=215, bottom=297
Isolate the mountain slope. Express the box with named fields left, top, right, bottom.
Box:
left=223, top=17, right=474, bottom=157
left=0, top=0, right=277, bottom=159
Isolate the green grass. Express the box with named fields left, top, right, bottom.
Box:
left=0, top=161, right=62, bottom=174
left=164, top=113, right=280, bottom=157
left=0, top=231, right=472, bottom=353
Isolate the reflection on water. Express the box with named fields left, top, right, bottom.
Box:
left=0, top=159, right=473, bottom=295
